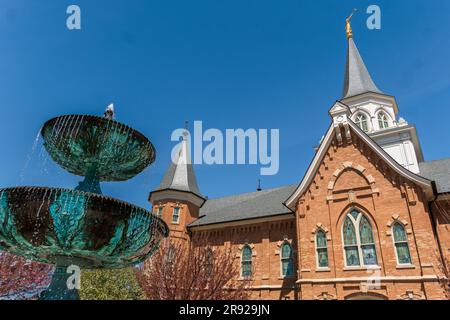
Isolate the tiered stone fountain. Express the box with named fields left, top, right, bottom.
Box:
left=0, top=108, right=168, bottom=300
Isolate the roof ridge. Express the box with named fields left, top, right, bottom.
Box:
left=420, top=157, right=450, bottom=164
left=205, top=184, right=296, bottom=203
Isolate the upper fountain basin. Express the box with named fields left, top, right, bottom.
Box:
left=41, top=115, right=156, bottom=181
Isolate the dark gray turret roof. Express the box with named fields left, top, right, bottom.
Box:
left=343, top=38, right=383, bottom=98
left=419, top=158, right=450, bottom=193
left=154, top=137, right=202, bottom=197
left=189, top=185, right=296, bottom=227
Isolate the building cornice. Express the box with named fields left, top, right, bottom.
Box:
left=297, top=274, right=440, bottom=284
left=369, top=124, right=424, bottom=162
left=149, top=188, right=206, bottom=208
left=341, top=91, right=399, bottom=114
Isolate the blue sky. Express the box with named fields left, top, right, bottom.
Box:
left=1, top=0, right=450, bottom=209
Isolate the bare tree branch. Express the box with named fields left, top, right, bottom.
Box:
left=135, top=238, right=253, bottom=300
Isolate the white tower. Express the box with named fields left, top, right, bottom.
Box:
left=340, top=25, right=423, bottom=173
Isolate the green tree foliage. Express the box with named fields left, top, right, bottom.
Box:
left=79, top=268, right=145, bottom=300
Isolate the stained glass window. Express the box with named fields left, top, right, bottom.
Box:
left=316, top=230, right=329, bottom=268
left=165, top=244, right=175, bottom=265
left=241, top=245, right=253, bottom=278
left=378, top=112, right=389, bottom=129
left=350, top=210, right=360, bottom=220
left=359, top=215, right=377, bottom=265
left=355, top=114, right=369, bottom=132
left=172, top=207, right=180, bottom=223
left=342, top=210, right=378, bottom=267
left=393, top=222, right=412, bottom=264
left=205, top=248, right=214, bottom=277
left=343, top=216, right=359, bottom=266
left=281, top=242, right=294, bottom=276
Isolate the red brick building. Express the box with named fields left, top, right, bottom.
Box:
left=149, top=30, right=450, bottom=300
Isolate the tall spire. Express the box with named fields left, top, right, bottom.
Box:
left=342, top=14, right=383, bottom=99
left=154, top=128, right=202, bottom=198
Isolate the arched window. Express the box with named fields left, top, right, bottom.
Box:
left=164, top=244, right=176, bottom=273
left=281, top=242, right=294, bottom=276
left=377, top=112, right=389, bottom=129
left=241, top=245, right=252, bottom=278
left=316, top=230, right=329, bottom=268
left=204, top=248, right=214, bottom=277
left=355, top=113, right=369, bottom=132
left=342, top=209, right=378, bottom=267
left=393, top=222, right=412, bottom=265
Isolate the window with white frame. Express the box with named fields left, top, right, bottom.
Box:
left=355, top=113, right=369, bottom=132
left=392, top=222, right=412, bottom=265
left=172, top=207, right=180, bottom=223
left=280, top=242, right=294, bottom=276
left=156, top=206, right=163, bottom=217
left=342, top=209, right=378, bottom=267
left=377, top=112, right=389, bottom=129
left=316, top=230, right=329, bottom=268
left=241, top=245, right=252, bottom=278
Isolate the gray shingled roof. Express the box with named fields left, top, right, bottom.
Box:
left=154, top=161, right=202, bottom=195
left=154, top=138, right=202, bottom=197
left=419, top=159, right=450, bottom=193
left=343, top=37, right=383, bottom=98
left=189, top=185, right=296, bottom=227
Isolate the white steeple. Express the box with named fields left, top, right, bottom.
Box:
left=339, top=22, right=423, bottom=173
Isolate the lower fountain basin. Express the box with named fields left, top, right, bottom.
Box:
left=0, top=186, right=168, bottom=268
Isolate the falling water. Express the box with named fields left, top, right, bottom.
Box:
left=31, top=188, right=49, bottom=244
left=73, top=115, right=84, bottom=139
left=20, top=129, right=42, bottom=183
left=40, top=116, right=66, bottom=173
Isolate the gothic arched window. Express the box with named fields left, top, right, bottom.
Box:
left=281, top=242, right=294, bottom=276
left=165, top=244, right=176, bottom=272
left=342, top=209, right=378, bottom=267
left=377, top=112, right=389, bottom=129
left=204, top=247, right=214, bottom=277
left=241, top=245, right=253, bottom=278
left=316, top=230, right=329, bottom=268
left=393, top=222, right=412, bottom=265
left=355, top=113, right=369, bottom=132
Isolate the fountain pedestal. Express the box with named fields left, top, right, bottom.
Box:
left=39, top=266, right=79, bottom=300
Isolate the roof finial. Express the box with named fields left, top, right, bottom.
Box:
left=183, top=120, right=189, bottom=140
left=256, top=179, right=262, bottom=191
left=345, top=9, right=357, bottom=39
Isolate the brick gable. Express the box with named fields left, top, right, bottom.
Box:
left=295, top=130, right=446, bottom=299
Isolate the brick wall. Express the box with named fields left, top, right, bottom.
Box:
left=295, top=131, right=446, bottom=300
